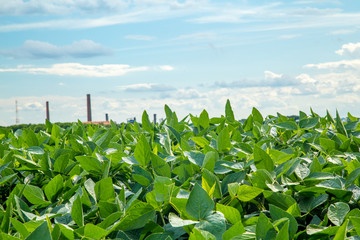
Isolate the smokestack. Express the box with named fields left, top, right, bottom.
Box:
left=87, top=94, right=92, bottom=122
left=153, top=114, right=157, bottom=124
left=46, top=101, right=50, bottom=121
left=105, top=113, right=109, bottom=121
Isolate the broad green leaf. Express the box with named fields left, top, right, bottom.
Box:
left=11, top=218, right=30, bottom=238
left=216, top=203, right=241, bottom=224
left=25, top=146, right=44, bottom=155
left=83, top=223, right=107, bottom=239
left=195, top=211, right=226, bottom=240
left=151, top=154, right=171, bottom=178
left=237, top=185, right=263, bottom=202
left=44, top=174, right=63, bottom=202
left=71, top=195, right=84, bottom=227
left=275, top=220, right=289, bottom=240
left=350, top=216, right=360, bottom=236
left=222, top=221, right=245, bottom=240
left=256, top=213, right=276, bottom=240
left=169, top=212, right=198, bottom=227
left=252, top=107, right=263, bottom=124
left=336, top=110, right=348, bottom=137
left=184, top=151, right=205, bottom=167
left=142, top=110, right=153, bottom=132
left=113, top=201, right=155, bottom=231
left=202, top=151, right=217, bottom=172
left=95, top=177, right=115, bottom=203
left=75, top=156, right=102, bottom=175
left=199, top=109, right=210, bottom=129
left=0, top=174, right=17, bottom=186
left=217, top=127, right=231, bottom=153
left=299, top=117, right=319, bottom=129
left=25, top=221, right=51, bottom=240
left=225, top=99, right=235, bottom=122
left=269, top=204, right=298, bottom=238
left=154, top=175, right=173, bottom=202
left=186, top=183, right=214, bottom=220
left=22, top=185, right=50, bottom=207
left=333, top=219, right=348, bottom=240
left=253, top=145, right=274, bottom=171
left=328, top=202, right=350, bottom=226
left=189, top=228, right=216, bottom=240
left=275, top=121, right=298, bottom=131
left=134, top=134, right=152, bottom=166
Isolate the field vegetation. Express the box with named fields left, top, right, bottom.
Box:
left=1, top=100, right=360, bottom=239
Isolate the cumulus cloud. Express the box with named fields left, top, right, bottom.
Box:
left=0, top=40, right=112, bottom=59
left=335, top=42, right=360, bottom=58
left=0, top=63, right=149, bottom=77
left=119, top=83, right=176, bottom=92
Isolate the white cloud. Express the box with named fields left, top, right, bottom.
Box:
left=304, top=59, right=360, bottom=70
left=330, top=29, right=356, bottom=35
left=125, top=35, right=156, bottom=41
left=119, top=83, right=176, bottom=92
left=0, top=40, right=112, bottom=59
left=156, top=65, right=174, bottom=71
left=0, top=63, right=149, bottom=77
left=335, top=42, right=360, bottom=58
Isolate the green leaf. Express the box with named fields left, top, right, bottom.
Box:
left=186, top=183, right=214, bottom=220
left=350, top=216, right=360, bottom=236
left=328, top=202, right=350, bottom=226
left=222, top=221, right=245, bottom=240
left=275, top=121, right=298, bottom=131
left=195, top=211, right=226, bottom=240
left=184, top=151, right=205, bottom=167
left=44, top=174, right=63, bottom=202
left=269, top=204, right=298, bottom=238
left=225, top=99, right=235, bottom=122
left=142, top=110, right=153, bottom=132
left=333, top=219, right=348, bottom=240
left=113, top=201, right=155, bottom=231
left=151, top=154, right=171, bottom=178
left=84, top=223, right=107, bottom=239
left=336, top=110, right=348, bottom=137
left=217, top=127, right=231, bottom=153
left=25, top=146, right=44, bottom=155
left=25, top=221, right=51, bottom=240
left=237, top=185, right=263, bottom=202
left=0, top=174, right=17, bottom=186
left=134, top=134, right=152, bottom=166
left=189, top=228, right=216, bottom=240
left=275, top=220, right=289, bottom=240
left=216, top=203, right=241, bottom=225
left=22, top=185, right=50, bottom=206
left=253, top=145, right=274, bottom=171
left=75, top=156, right=103, bottom=175
left=299, top=117, right=319, bottom=129
left=154, top=175, right=173, bottom=202
left=199, top=109, right=210, bottom=129
left=252, top=107, right=263, bottom=124
left=71, top=195, right=84, bottom=227
left=169, top=212, right=198, bottom=227
left=202, top=151, right=217, bottom=172
left=11, top=218, right=30, bottom=238
left=256, top=213, right=276, bottom=240
left=95, top=177, right=115, bottom=203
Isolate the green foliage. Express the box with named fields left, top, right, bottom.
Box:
left=1, top=102, right=360, bottom=239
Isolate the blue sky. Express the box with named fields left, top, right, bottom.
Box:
left=1, top=0, right=360, bottom=126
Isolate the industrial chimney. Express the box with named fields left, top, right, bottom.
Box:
left=87, top=94, right=92, bottom=122
left=46, top=101, right=50, bottom=121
